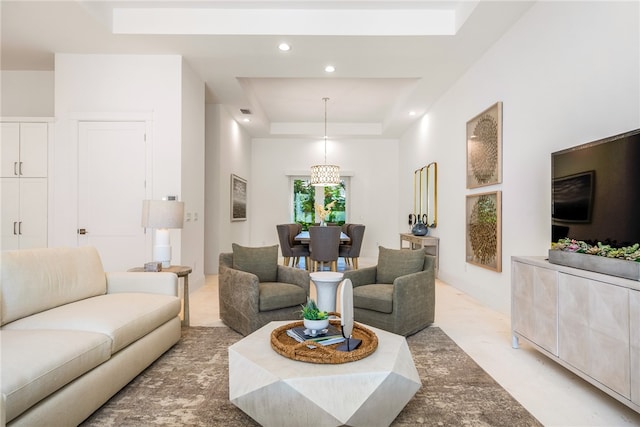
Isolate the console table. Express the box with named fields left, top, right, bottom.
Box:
left=511, top=256, right=640, bottom=414
left=399, top=233, right=439, bottom=275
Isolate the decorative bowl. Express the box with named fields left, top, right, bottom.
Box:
left=303, top=318, right=329, bottom=335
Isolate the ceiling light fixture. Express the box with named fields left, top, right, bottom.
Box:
left=324, top=65, right=336, bottom=73
left=278, top=43, right=291, bottom=51
left=310, top=97, right=340, bottom=187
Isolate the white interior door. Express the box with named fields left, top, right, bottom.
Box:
left=78, top=121, right=149, bottom=272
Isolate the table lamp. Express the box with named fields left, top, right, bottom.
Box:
left=141, top=199, right=184, bottom=268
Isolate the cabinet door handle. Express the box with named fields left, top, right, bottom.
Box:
left=19, top=162, right=23, bottom=176
left=18, top=221, right=22, bottom=235
left=13, top=222, right=18, bottom=235
left=77, top=228, right=88, bottom=235
left=14, top=162, right=18, bottom=176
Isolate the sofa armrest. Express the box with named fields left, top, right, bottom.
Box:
left=276, top=265, right=310, bottom=294
left=343, top=266, right=377, bottom=288
left=106, top=272, right=178, bottom=297
left=1, top=392, right=6, bottom=427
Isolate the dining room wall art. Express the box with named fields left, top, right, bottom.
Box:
left=466, top=101, right=502, bottom=189
left=231, top=174, right=247, bottom=221
left=465, top=191, right=502, bottom=272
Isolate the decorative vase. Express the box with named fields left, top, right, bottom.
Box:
left=411, top=218, right=428, bottom=236
left=303, top=318, right=329, bottom=335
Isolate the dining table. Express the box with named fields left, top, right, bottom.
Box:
left=294, top=230, right=350, bottom=243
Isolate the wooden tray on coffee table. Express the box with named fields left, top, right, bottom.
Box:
left=270, top=319, right=378, bottom=364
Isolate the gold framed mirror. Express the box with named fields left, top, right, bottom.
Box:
left=413, top=162, right=437, bottom=228
left=426, top=162, right=437, bottom=227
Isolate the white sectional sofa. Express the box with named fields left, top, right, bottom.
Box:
left=0, top=246, right=182, bottom=426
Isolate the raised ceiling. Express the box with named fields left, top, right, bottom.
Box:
left=1, top=1, right=534, bottom=138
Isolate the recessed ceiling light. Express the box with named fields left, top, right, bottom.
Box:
left=409, top=111, right=416, bottom=116
left=325, top=65, right=335, bottom=73
left=243, top=118, right=251, bottom=123
left=278, top=43, right=291, bottom=51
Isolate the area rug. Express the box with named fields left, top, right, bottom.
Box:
left=81, top=326, right=542, bottom=426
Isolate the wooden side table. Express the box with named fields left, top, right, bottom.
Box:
left=128, top=265, right=192, bottom=326
left=399, top=233, right=439, bottom=276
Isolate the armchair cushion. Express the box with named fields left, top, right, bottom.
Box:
left=353, top=284, right=393, bottom=313
left=232, top=243, right=278, bottom=282
left=376, top=246, right=426, bottom=284
left=259, top=282, right=307, bottom=311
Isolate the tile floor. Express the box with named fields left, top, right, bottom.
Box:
left=188, top=258, right=640, bottom=427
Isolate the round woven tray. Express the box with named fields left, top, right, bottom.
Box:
left=270, top=319, right=378, bottom=364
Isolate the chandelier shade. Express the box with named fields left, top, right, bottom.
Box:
left=310, top=97, right=341, bottom=186
left=310, top=164, right=341, bottom=186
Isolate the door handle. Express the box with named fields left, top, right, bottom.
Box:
left=19, top=162, right=23, bottom=176
left=78, top=228, right=88, bottom=235
left=18, top=221, right=22, bottom=235
left=13, top=222, right=18, bottom=235
left=14, top=162, right=18, bottom=176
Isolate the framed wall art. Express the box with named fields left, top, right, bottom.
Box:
left=466, top=101, right=502, bottom=189
left=465, top=191, right=502, bottom=272
left=231, top=174, right=247, bottom=221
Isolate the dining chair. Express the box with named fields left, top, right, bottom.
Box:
left=339, top=224, right=366, bottom=269
left=308, top=226, right=341, bottom=272
left=276, top=223, right=309, bottom=268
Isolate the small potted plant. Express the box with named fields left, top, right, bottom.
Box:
left=300, top=297, right=329, bottom=333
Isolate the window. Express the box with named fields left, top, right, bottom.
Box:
left=292, top=178, right=347, bottom=230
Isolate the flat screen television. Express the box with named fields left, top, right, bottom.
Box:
left=551, top=128, right=640, bottom=247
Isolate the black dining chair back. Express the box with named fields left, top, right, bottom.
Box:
left=309, top=226, right=341, bottom=272
left=339, top=224, right=365, bottom=269
left=276, top=223, right=309, bottom=268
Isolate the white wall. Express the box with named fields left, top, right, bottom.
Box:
left=53, top=54, right=186, bottom=262
left=204, top=104, right=252, bottom=274
left=0, top=70, right=54, bottom=117
left=180, top=59, right=206, bottom=289
left=251, top=137, right=399, bottom=259
left=400, top=1, right=640, bottom=314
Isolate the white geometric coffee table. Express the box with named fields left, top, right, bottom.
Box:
left=228, top=321, right=421, bottom=427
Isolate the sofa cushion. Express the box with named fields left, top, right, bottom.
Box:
left=232, top=243, right=279, bottom=283
left=376, top=246, right=426, bottom=284
left=2, top=293, right=180, bottom=354
left=1, top=329, right=111, bottom=423
left=258, top=282, right=307, bottom=312
left=353, top=284, right=394, bottom=313
left=1, top=247, right=106, bottom=326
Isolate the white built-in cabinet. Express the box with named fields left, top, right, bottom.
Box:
left=1, top=121, right=49, bottom=250
left=512, top=256, right=640, bottom=414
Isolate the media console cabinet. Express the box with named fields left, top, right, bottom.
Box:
left=511, top=256, right=639, bottom=414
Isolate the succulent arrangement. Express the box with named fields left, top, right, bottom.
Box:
left=552, top=238, right=640, bottom=262
left=300, top=297, right=328, bottom=320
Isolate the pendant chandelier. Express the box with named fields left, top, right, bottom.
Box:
left=310, top=97, right=341, bottom=186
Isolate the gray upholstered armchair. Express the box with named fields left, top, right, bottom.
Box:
left=219, top=244, right=310, bottom=336
left=343, top=246, right=435, bottom=336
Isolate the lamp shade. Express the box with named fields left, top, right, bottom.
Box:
left=310, top=164, right=341, bottom=186
left=141, top=200, right=184, bottom=229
